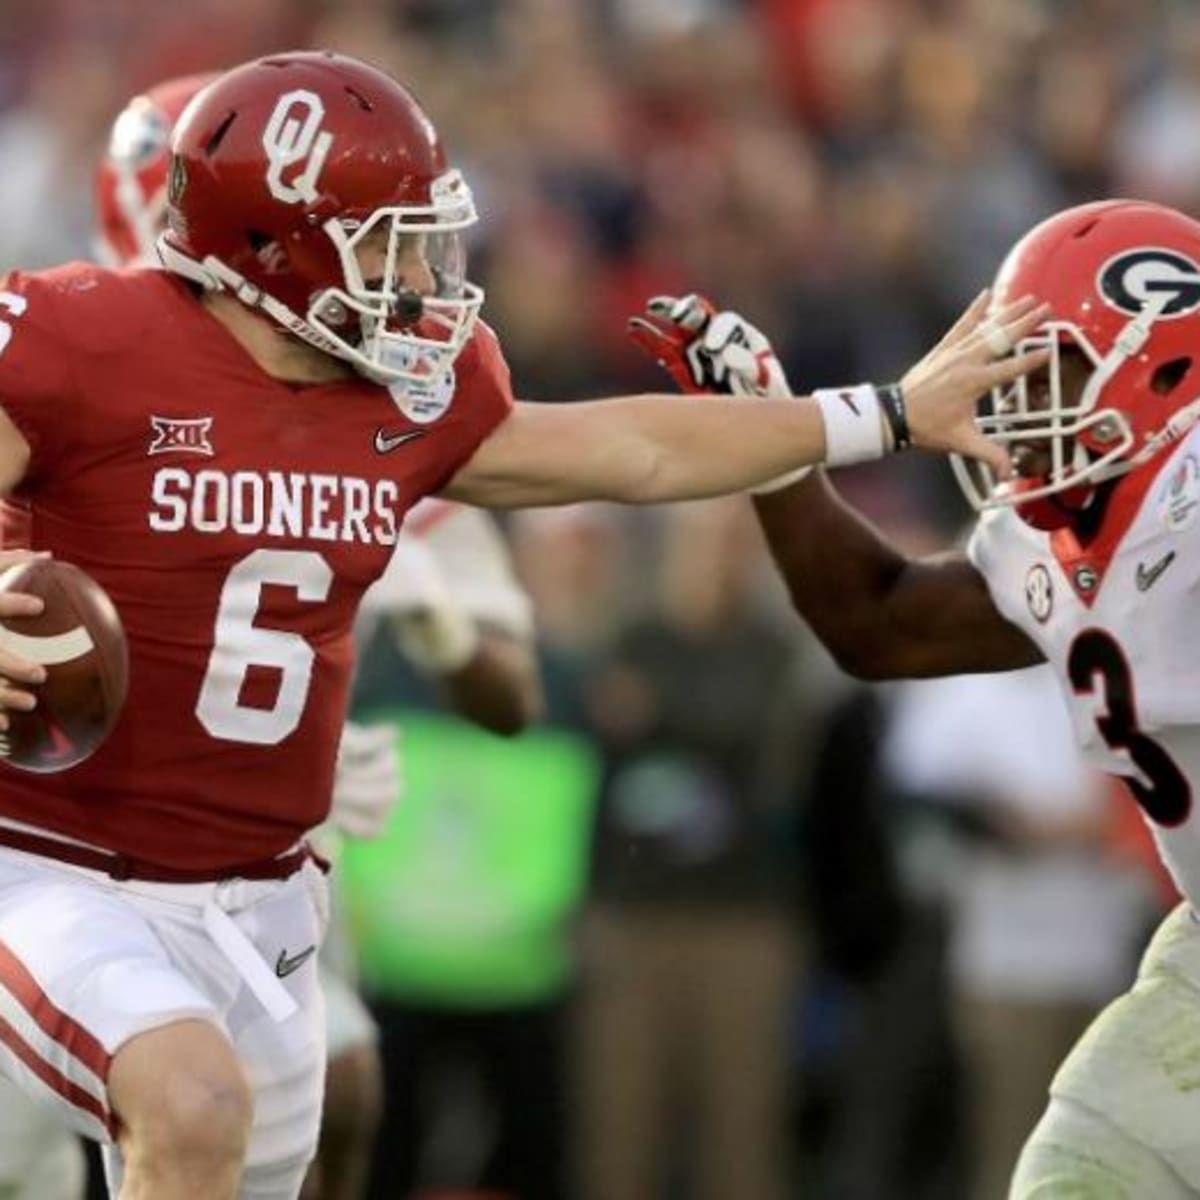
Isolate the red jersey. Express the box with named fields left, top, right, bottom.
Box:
left=0, top=263, right=512, bottom=868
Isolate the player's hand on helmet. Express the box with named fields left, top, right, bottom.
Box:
left=0, top=550, right=48, bottom=729
left=628, top=294, right=791, bottom=400
left=380, top=535, right=480, bottom=674
left=900, top=291, right=1051, bottom=474
left=331, top=721, right=402, bottom=840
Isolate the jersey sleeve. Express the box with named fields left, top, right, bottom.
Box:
left=0, top=269, right=81, bottom=487
left=426, top=321, right=514, bottom=494
left=964, top=511, right=994, bottom=576
left=965, top=506, right=1034, bottom=630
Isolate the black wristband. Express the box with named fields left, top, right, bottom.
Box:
left=876, top=383, right=911, bottom=452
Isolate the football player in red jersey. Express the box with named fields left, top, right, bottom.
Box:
left=632, top=200, right=1200, bottom=1197
left=0, top=49, right=1045, bottom=1200
left=0, top=71, right=542, bottom=1200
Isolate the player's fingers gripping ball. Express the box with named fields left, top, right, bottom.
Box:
left=0, top=557, right=128, bottom=772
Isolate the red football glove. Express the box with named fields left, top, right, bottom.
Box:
left=627, top=293, right=718, bottom=393
left=627, top=293, right=790, bottom=398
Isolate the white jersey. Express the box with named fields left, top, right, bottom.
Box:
left=968, top=423, right=1200, bottom=907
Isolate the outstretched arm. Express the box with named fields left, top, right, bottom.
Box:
left=754, top=470, right=1041, bottom=679
left=620, top=292, right=1043, bottom=680
left=443, top=294, right=1049, bottom=509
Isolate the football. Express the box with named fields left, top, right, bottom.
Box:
left=0, top=558, right=129, bottom=773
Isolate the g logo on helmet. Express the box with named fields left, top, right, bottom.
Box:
left=1098, top=248, right=1200, bottom=319
left=262, top=90, right=333, bottom=205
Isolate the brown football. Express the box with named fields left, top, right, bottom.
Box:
left=0, top=558, right=129, bottom=773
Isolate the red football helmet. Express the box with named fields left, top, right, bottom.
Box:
left=952, top=199, right=1200, bottom=527
left=94, top=73, right=219, bottom=268
left=160, top=50, right=483, bottom=385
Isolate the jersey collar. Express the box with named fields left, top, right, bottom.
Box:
left=1049, top=443, right=1177, bottom=606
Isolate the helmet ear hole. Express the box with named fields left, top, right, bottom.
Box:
left=1152, top=357, right=1192, bottom=395
left=203, top=111, right=237, bottom=157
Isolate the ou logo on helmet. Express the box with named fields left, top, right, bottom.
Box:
left=1097, top=247, right=1200, bottom=319
left=262, top=90, right=333, bottom=205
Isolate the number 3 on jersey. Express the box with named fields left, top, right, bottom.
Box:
left=1068, top=628, right=1192, bottom=827
left=197, top=548, right=333, bottom=745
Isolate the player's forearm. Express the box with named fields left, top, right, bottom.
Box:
left=447, top=392, right=850, bottom=507
left=755, top=471, right=1042, bottom=678
left=613, top=393, right=831, bottom=503
left=437, top=632, right=544, bottom=736
left=754, top=474, right=913, bottom=677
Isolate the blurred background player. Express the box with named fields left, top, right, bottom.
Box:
left=346, top=502, right=584, bottom=1200
left=308, top=503, right=542, bottom=1200
left=0, top=73, right=542, bottom=1200
left=572, top=496, right=807, bottom=1200
left=0, top=1071, right=87, bottom=1200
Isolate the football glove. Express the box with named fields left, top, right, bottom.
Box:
left=368, top=534, right=481, bottom=673
left=627, top=293, right=791, bottom=399
left=628, top=293, right=807, bottom=491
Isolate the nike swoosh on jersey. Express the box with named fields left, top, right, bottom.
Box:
left=1135, top=550, right=1176, bottom=592
left=373, top=428, right=426, bottom=454
left=275, top=946, right=317, bottom=978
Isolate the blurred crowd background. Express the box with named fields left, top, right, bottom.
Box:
left=1, top=0, right=1192, bottom=1197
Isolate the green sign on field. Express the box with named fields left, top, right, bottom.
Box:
left=339, top=709, right=599, bottom=1008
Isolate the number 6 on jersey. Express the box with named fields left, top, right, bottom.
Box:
left=197, top=548, right=333, bottom=745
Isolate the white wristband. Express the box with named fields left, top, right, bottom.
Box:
left=812, top=385, right=887, bottom=467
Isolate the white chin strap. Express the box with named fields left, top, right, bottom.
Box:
left=156, top=238, right=374, bottom=365
left=1120, top=396, right=1200, bottom=473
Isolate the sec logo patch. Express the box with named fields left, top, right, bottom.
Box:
left=1025, top=563, right=1053, bottom=624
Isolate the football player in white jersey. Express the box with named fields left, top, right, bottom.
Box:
left=631, top=198, right=1200, bottom=1198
